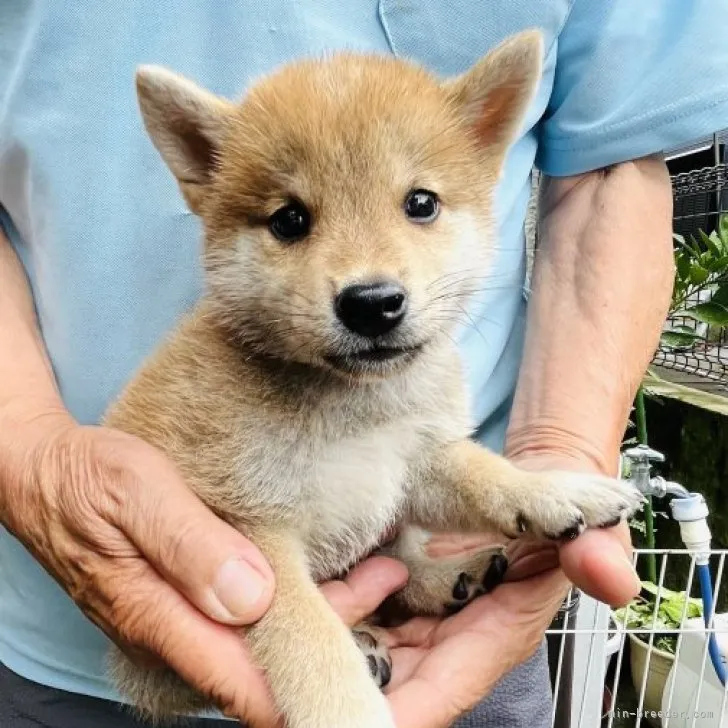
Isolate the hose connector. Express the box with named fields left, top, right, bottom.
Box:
left=669, top=493, right=712, bottom=565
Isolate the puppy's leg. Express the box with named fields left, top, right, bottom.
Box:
left=246, top=532, right=395, bottom=728
left=111, top=533, right=395, bottom=728
left=377, top=526, right=508, bottom=622
left=405, top=440, right=643, bottom=540
left=109, top=651, right=208, bottom=724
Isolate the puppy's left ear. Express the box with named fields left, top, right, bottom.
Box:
left=445, top=30, right=543, bottom=165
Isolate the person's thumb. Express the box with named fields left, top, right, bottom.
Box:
left=559, top=524, right=639, bottom=607
left=111, top=438, right=275, bottom=626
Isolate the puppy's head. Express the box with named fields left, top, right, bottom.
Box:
left=135, top=32, right=541, bottom=379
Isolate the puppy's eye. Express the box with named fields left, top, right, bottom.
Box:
left=404, top=189, right=439, bottom=223
left=268, top=201, right=311, bottom=242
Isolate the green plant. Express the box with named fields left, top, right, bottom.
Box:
left=662, top=214, right=728, bottom=350
left=614, top=581, right=703, bottom=654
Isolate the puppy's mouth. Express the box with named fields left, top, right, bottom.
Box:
left=324, top=343, right=425, bottom=373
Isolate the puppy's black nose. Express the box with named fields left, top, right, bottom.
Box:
left=335, top=282, right=408, bottom=338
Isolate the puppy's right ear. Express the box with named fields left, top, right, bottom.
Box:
left=135, top=66, right=234, bottom=213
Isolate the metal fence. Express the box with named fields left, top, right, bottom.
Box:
left=546, top=549, right=728, bottom=728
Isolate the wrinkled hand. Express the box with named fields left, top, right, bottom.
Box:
left=376, top=566, right=569, bottom=728
left=316, top=555, right=564, bottom=728
left=0, top=413, right=284, bottom=723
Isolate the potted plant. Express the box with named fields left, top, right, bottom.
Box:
left=613, top=582, right=703, bottom=722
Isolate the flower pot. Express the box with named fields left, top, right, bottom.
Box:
left=628, top=634, right=675, bottom=725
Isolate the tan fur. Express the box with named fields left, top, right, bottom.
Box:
left=105, top=31, right=642, bottom=727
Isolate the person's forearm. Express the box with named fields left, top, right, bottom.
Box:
left=504, top=156, right=674, bottom=474
left=0, top=228, right=65, bottom=420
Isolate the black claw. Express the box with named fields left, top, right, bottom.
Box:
left=516, top=512, right=529, bottom=533
left=482, top=554, right=508, bottom=592
left=378, top=658, right=391, bottom=688
left=367, top=654, right=378, bottom=678
left=444, top=601, right=466, bottom=616
left=600, top=515, right=622, bottom=529
left=355, top=630, right=377, bottom=648
left=452, top=572, right=470, bottom=601
left=559, top=523, right=582, bottom=541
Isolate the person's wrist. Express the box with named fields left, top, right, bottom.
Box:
left=0, top=395, right=76, bottom=525
left=0, top=389, right=73, bottom=433
left=504, top=424, right=619, bottom=476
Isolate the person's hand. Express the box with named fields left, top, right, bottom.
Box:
left=369, top=565, right=569, bottom=728
left=0, top=411, right=413, bottom=725
left=0, top=411, right=283, bottom=720
left=317, top=553, right=565, bottom=728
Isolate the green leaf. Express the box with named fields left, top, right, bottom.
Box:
left=673, top=233, right=695, bottom=256
left=706, top=254, right=728, bottom=273
left=710, top=230, right=724, bottom=252
left=661, top=598, right=701, bottom=624
left=699, top=229, right=721, bottom=258
left=676, top=251, right=691, bottom=281
left=719, top=215, right=728, bottom=247
left=690, top=263, right=710, bottom=285
left=685, top=301, right=728, bottom=326
left=655, top=636, right=677, bottom=654
left=661, top=331, right=700, bottom=348
left=640, top=581, right=661, bottom=596
left=711, top=285, right=728, bottom=308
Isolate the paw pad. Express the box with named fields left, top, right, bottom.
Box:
left=353, top=628, right=392, bottom=690
left=444, top=552, right=509, bottom=614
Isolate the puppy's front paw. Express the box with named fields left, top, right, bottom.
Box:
left=513, top=471, right=644, bottom=541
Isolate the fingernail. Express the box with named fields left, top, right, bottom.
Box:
left=212, top=559, right=267, bottom=622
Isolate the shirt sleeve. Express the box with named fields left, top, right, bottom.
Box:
left=536, top=0, right=728, bottom=176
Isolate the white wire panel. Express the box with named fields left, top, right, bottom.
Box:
left=545, top=549, right=728, bottom=728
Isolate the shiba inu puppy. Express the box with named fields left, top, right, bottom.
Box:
left=105, top=30, right=642, bottom=728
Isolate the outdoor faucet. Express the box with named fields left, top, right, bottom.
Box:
left=621, top=444, right=689, bottom=499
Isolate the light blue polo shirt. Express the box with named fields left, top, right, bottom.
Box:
left=1, top=0, right=727, bottom=707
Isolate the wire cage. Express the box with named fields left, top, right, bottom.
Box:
left=546, top=549, right=728, bottom=728
left=652, top=154, right=728, bottom=392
